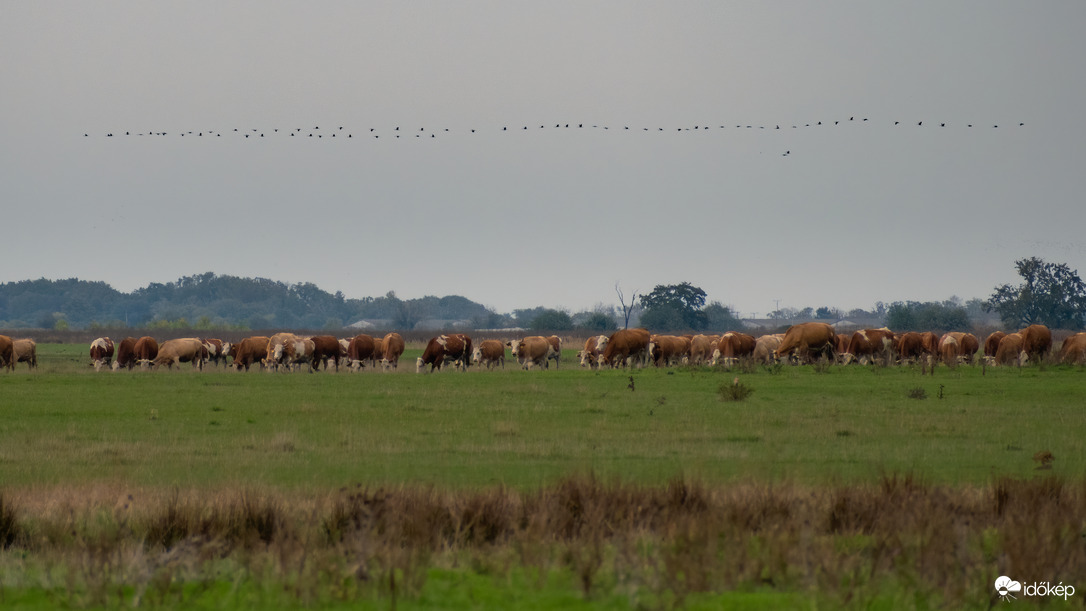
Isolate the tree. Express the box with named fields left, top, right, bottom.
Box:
left=576, top=311, right=617, bottom=332
left=703, top=301, right=742, bottom=330
left=615, top=283, right=640, bottom=329
left=885, top=300, right=970, bottom=332
left=987, top=257, right=1086, bottom=329
left=529, top=309, right=573, bottom=331
left=639, top=282, right=708, bottom=331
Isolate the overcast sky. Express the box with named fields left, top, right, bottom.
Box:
left=3, top=2, right=1084, bottom=318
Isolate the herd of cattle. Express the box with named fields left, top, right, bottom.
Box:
left=0, top=322, right=1084, bottom=374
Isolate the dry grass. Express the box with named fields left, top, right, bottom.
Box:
left=1, top=474, right=1084, bottom=607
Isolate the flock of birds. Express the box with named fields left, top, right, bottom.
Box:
left=85, top=117, right=1026, bottom=141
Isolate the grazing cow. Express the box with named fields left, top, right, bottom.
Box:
left=472, top=339, right=506, bottom=370
left=309, top=335, right=343, bottom=371
left=1058, top=332, right=1086, bottom=364
left=545, top=335, right=562, bottom=369
left=112, top=337, right=138, bottom=371
left=688, top=334, right=715, bottom=366
left=774, top=323, right=836, bottom=364
left=895, top=332, right=925, bottom=364
left=12, top=338, right=35, bottom=370
left=597, top=328, right=651, bottom=369
left=347, top=334, right=377, bottom=371
left=834, top=334, right=852, bottom=362
left=919, top=332, right=941, bottom=362
left=752, top=334, right=784, bottom=365
left=379, top=332, right=406, bottom=370
left=939, top=335, right=960, bottom=365
left=132, top=336, right=159, bottom=370
left=983, top=331, right=1006, bottom=364
left=712, top=332, right=755, bottom=366
left=90, top=337, right=115, bottom=372
left=508, top=336, right=556, bottom=370
left=417, top=334, right=472, bottom=372
left=958, top=333, right=980, bottom=364
left=231, top=336, right=268, bottom=371
left=152, top=338, right=207, bottom=370
left=1019, top=324, right=1053, bottom=363
left=578, top=335, right=606, bottom=369
left=995, top=333, right=1028, bottom=366
left=842, top=328, right=895, bottom=365
left=0, top=335, right=12, bottom=372
left=201, top=339, right=228, bottom=368
left=650, top=335, right=691, bottom=367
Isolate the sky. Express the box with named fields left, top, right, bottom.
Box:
left=3, top=2, right=1084, bottom=318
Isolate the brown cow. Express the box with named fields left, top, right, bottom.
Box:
left=379, top=332, right=406, bottom=370
left=508, top=336, right=556, bottom=370
left=90, top=337, right=115, bottom=372
left=994, top=332, right=1027, bottom=366
left=597, top=328, right=651, bottom=369
left=134, top=336, right=159, bottom=370
left=0, top=335, right=12, bottom=372
left=650, top=335, right=691, bottom=367
left=919, top=332, right=941, bottom=363
left=112, top=337, right=138, bottom=371
left=834, top=334, right=852, bottom=363
left=231, top=336, right=268, bottom=371
left=309, top=335, right=343, bottom=371
left=983, top=331, right=1006, bottom=364
left=545, top=335, right=562, bottom=369
left=958, top=333, right=979, bottom=364
left=688, top=334, right=715, bottom=366
left=152, top=338, right=207, bottom=370
left=1058, top=332, right=1086, bottom=364
left=10, top=339, right=36, bottom=370
left=472, top=339, right=506, bottom=370
left=774, top=322, right=836, bottom=364
left=712, top=332, right=755, bottom=366
left=752, top=334, right=783, bottom=365
left=1019, top=324, right=1052, bottom=363
left=895, top=332, right=924, bottom=364
left=417, top=334, right=471, bottom=372
left=842, top=328, right=895, bottom=365
left=347, top=334, right=377, bottom=371
left=939, top=335, right=960, bottom=365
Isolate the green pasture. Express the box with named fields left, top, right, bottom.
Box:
left=1, top=343, right=1083, bottom=490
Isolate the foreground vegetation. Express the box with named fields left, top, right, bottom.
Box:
left=0, top=344, right=1083, bottom=608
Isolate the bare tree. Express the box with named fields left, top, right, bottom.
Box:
left=615, top=283, right=639, bottom=329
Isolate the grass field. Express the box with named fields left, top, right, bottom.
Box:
left=0, top=343, right=1083, bottom=608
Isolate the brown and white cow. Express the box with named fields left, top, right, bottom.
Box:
left=597, top=328, right=651, bottom=369
left=12, top=338, right=35, bottom=370
left=152, top=338, right=207, bottom=370
left=133, top=336, right=159, bottom=370
left=346, top=334, right=377, bottom=371
left=833, top=334, right=852, bottom=363
left=472, top=339, right=506, bottom=370
left=90, top=337, right=115, bottom=372
left=379, top=332, right=406, bottom=370
left=958, top=333, right=980, bottom=364
left=0, top=335, right=12, bottom=372
left=752, top=334, right=784, bottom=365
left=545, top=335, right=562, bottom=369
left=201, top=339, right=229, bottom=368
left=895, top=332, right=924, bottom=364
left=1019, top=324, right=1052, bottom=363
left=231, top=336, right=268, bottom=371
left=274, top=337, right=316, bottom=372
left=417, top=334, right=472, bottom=372
left=994, top=333, right=1028, bottom=366
left=919, top=332, right=941, bottom=362
left=112, top=337, right=138, bottom=371
left=687, top=334, right=715, bottom=366
left=938, top=334, right=960, bottom=365
left=578, top=335, right=607, bottom=369
left=1058, top=332, right=1086, bottom=365
left=264, top=333, right=300, bottom=372
left=774, top=322, right=836, bottom=364
left=712, top=332, right=755, bottom=366
left=309, top=335, right=343, bottom=371
left=508, top=336, right=556, bottom=370
left=842, top=328, right=895, bottom=365
left=983, top=331, right=1006, bottom=364
left=650, top=335, right=691, bottom=367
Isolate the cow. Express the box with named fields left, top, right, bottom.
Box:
left=264, top=333, right=300, bottom=372
left=112, top=337, right=138, bottom=371
left=939, top=335, right=960, bottom=365
left=1019, top=324, right=1052, bottom=363
left=271, top=337, right=316, bottom=372
left=0, top=335, right=12, bottom=372
left=201, top=339, right=229, bottom=368
left=472, top=339, right=506, bottom=370
left=1058, top=332, right=1086, bottom=364
left=12, top=338, right=35, bottom=370
left=231, top=336, right=268, bottom=371
left=578, top=335, right=607, bottom=369
left=774, top=322, right=836, bottom=364
left=958, top=333, right=980, bottom=364
left=508, top=336, right=556, bottom=370
left=983, top=331, right=1006, bottom=364
left=346, top=334, right=377, bottom=371
left=842, top=328, right=895, bottom=365
left=712, top=332, right=755, bottom=366
left=134, top=336, right=160, bottom=370
left=417, top=334, right=472, bottom=372
left=90, top=337, right=115, bottom=372
left=895, top=332, right=925, bottom=364
left=379, top=332, right=406, bottom=370
left=597, top=328, right=651, bottom=369
left=545, top=335, right=562, bottom=369
left=919, top=332, right=941, bottom=363
left=834, top=334, right=852, bottom=363
left=650, top=335, right=691, bottom=367
left=152, top=338, right=207, bottom=370
left=994, top=332, right=1028, bottom=366
left=752, top=334, right=783, bottom=365
left=688, top=334, right=715, bottom=366
left=309, top=335, right=343, bottom=371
